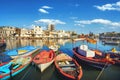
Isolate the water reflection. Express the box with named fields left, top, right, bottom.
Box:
left=5, top=39, right=72, bottom=50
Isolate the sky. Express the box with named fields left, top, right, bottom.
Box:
left=0, top=0, right=120, bottom=34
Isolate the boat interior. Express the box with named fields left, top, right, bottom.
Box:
left=57, top=60, right=79, bottom=77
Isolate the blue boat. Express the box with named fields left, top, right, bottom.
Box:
left=0, top=56, right=32, bottom=80
left=4, top=46, right=40, bottom=58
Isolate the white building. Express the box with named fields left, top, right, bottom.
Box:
left=20, top=28, right=31, bottom=38
left=58, top=30, right=71, bottom=38
left=0, top=26, right=16, bottom=38
left=33, top=26, right=43, bottom=38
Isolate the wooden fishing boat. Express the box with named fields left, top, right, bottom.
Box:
left=49, top=45, right=60, bottom=52
left=108, top=48, right=120, bottom=54
left=54, top=53, right=83, bottom=80
left=92, top=48, right=120, bottom=66
left=73, top=38, right=86, bottom=42
left=105, top=48, right=120, bottom=65
left=0, top=53, right=12, bottom=66
left=4, top=46, right=40, bottom=58
left=95, top=48, right=120, bottom=66
left=73, top=45, right=114, bottom=70
left=86, top=38, right=97, bottom=44
left=0, top=56, right=32, bottom=80
left=106, top=53, right=120, bottom=66
left=33, top=50, right=55, bottom=72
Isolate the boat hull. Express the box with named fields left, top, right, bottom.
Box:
left=108, top=53, right=120, bottom=66
left=55, top=68, right=77, bottom=80
left=1, top=63, right=30, bottom=80
left=73, top=48, right=112, bottom=70
left=54, top=53, right=83, bottom=80
left=37, top=59, right=54, bottom=72
left=33, top=50, right=55, bottom=72
left=0, top=56, right=32, bottom=80
left=73, top=55, right=109, bottom=70
left=11, top=47, right=40, bottom=58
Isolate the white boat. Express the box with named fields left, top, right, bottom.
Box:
left=49, top=45, right=60, bottom=52
left=33, top=50, right=55, bottom=72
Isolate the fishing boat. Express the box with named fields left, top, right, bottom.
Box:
left=54, top=53, right=83, bottom=80
left=49, top=45, right=60, bottom=52
left=0, top=56, right=32, bottom=80
left=92, top=48, right=120, bottom=66
left=0, top=53, right=12, bottom=66
left=105, top=48, right=120, bottom=65
left=33, top=50, right=55, bottom=72
left=4, top=46, right=40, bottom=58
left=73, top=45, right=114, bottom=70
left=86, top=38, right=97, bottom=44
left=73, top=38, right=86, bottom=42
left=108, top=48, right=120, bottom=54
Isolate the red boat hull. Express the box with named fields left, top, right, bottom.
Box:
left=33, top=50, right=55, bottom=72
left=73, top=47, right=114, bottom=70
left=54, top=53, right=83, bottom=80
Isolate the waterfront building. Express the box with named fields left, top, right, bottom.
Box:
left=0, top=26, right=16, bottom=38
left=99, top=32, right=120, bottom=40
left=33, top=26, right=43, bottom=38
left=0, top=25, right=75, bottom=39
left=47, top=24, right=55, bottom=31
left=58, top=30, right=71, bottom=39
left=20, top=28, right=31, bottom=38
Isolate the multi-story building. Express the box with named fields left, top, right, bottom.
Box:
left=47, top=24, right=55, bottom=31
left=20, top=28, right=31, bottom=38
left=33, top=26, right=43, bottom=38
left=0, top=24, right=75, bottom=39
left=0, top=26, right=16, bottom=38
left=58, top=30, right=71, bottom=39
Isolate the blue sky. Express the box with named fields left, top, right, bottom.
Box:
left=0, top=0, right=120, bottom=34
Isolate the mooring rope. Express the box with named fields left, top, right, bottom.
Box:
left=95, top=62, right=108, bottom=80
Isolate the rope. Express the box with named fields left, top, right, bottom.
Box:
left=95, top=62, right=108, bottom=80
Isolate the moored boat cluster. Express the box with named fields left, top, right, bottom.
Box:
left=0, top=42, right=120, bottom=80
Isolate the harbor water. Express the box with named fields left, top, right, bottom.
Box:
left=5, top=39, right=120, bottom=80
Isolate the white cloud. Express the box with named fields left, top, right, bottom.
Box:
left=38, top=8, right=49, bottom=14
left=42, top=6, right=53, bottom=9
left=34, top=19, right=66, bottom=25
left=75, top=19, right=120, bottom=27
left=94, top=1, right=120, bottom=11
left=38, top=5, right=53, bottom=14
left=74, top=24, right=85, bottom=27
